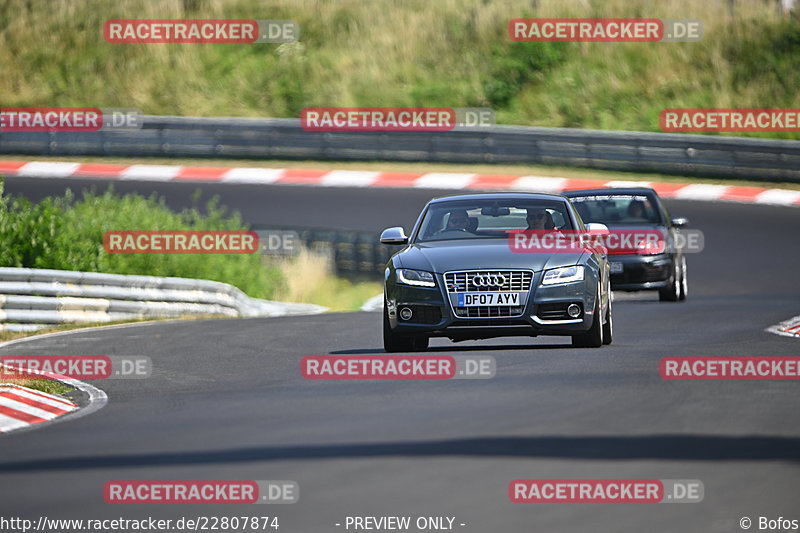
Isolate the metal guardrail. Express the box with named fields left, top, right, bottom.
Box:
left=2, top=115, right=799, bottom=182
left=0, top=267, right=326, bottom=332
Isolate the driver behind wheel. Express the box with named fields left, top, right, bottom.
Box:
left=526, top=208, right=556, bottom=230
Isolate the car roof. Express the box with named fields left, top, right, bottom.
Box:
left=428, top=192, right=568, bottom=204
left=561, top=187, right=658, bottom=197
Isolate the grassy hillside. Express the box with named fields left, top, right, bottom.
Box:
left=1, top=0, right=798, bottom=137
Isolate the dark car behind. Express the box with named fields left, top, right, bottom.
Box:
left=562, top=187, right=688, bottom=302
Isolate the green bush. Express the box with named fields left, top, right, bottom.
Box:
left=0, top=180, right=284, bottom=299
left=485, top=42, right=569, bottom=108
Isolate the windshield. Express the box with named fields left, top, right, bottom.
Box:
left=569, top=194, right=662, bottom=225
left=415, top=199, right=575, bottom=242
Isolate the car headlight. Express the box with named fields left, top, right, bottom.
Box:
left=397, top=269, right=436, bottom=287
left=541, top=265, right=585, bottom=285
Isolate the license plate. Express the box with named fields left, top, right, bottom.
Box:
left=610, top=262, right=624, bottom=274
left=457, top=292, right=520, bottom=307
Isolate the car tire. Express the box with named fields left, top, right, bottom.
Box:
left=410, top=336, right=430, bottom=351
left=383, top=304, right=429, bottom=352
left=678, top=256, right=688, bottom=301
left=572, top=286, right=603, bottom=348
left=602, top=296, right=613, bottom=345
left=658, top=261, right=681, bottom=302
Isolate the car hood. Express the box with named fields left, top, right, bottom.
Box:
left=397, top=240, right=586, bottom=273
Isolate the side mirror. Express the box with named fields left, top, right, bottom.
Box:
left=380, top=227, right=408, bottom=245
left=671, top=217, right=689, bottom=228
left=585, top=222, right=610, bottom=234
left=583, top=223, right=609, bottom=254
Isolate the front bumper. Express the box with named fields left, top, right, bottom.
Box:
left=385, top=270, right=598, bottom=341
left=608, top=253, right=673, bottom=291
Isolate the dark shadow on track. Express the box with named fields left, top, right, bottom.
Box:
left=2, top=435, right=798, bottom=472
left=331, top=343, right=574, bottom=354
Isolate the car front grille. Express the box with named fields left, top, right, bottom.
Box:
left=612, top=263, right=669, bottom=284
left=453, top=306, right=524, bottom=318
left=444, top=270, right=533, bottom=293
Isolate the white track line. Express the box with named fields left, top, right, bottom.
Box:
left=119, top=165, right=181, bottom=181
left=605, top=180, right=653, bottom=188
left=755, top=189, right=800, bottom=206
left=414, top=173, right=476, bottom=189
left=511, top=176, right=569, bottom=193
left=221, top=167, right=284, bottom=184
left=15, top=162, right=80, bottom=178
left=0, top=413, right=29, bottom=432
left=766, top=314, right=800, bottom=339
left=320, top=170, right=380, bottom=187
left=2, top=385, right=76, bottom=408
left=673, top=184, right=729, bottom=201
left=0, top=395, right=64, bottom=420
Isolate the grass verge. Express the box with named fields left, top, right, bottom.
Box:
left=0, top=375, right=74, bottom=396
left=273, top=248, right=383, bottom=311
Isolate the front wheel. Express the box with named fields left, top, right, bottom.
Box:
left=602, top=296, right=613, bottom=345
left=383, top=305, right=429, bottom=352
left=658, top=260, right=681, bottom=302
left=678, top=256, right=688, bottom=301
left=572, top=285, right=604, bottom=348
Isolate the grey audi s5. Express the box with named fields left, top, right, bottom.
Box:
left=380, top=193, right=613, bottom=351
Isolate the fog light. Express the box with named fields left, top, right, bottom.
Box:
left=399, top=307, right=413, bottom=321
left=567, top=304, right=582, bottom=318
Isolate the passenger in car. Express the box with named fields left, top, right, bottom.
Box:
left=444, top=209, right=470, bottom=231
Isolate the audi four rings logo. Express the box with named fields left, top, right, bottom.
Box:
left=471, top=274, right=507, bottom=287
